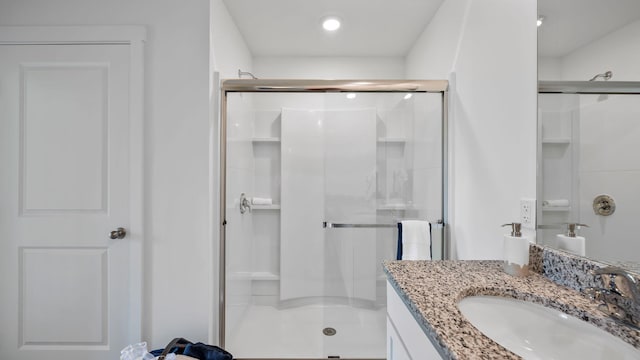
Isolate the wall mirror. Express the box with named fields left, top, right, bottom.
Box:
left=537, top=0, right=640, bottom=272
left=538, top=0, right=640, bottom=81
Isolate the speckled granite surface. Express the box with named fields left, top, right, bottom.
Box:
left=530, top=244, right=640, bottom=291
left=529, top=244, right=606, bottom=291
left=383, top=260, right=640, bottom=360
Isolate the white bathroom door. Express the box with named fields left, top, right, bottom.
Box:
left=0, top=41, right=141, bottom=360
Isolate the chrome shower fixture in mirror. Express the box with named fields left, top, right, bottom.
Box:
left=589, top=71, right=613, bottom=82
left=593, top=194, right=616, bottom=216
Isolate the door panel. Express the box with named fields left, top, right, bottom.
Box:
left=21, top=248, right=108, bottom=345
left=22, top=64, right=109, bottom=212
left=0, top=43, right=134, bottom=360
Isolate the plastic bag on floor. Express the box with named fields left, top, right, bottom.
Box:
left=120, top=342, right=157, bottom=360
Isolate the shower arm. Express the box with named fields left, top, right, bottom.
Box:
left=589, top=71, right=613, bottom=81
left=238, top=69, right=258, bottom=79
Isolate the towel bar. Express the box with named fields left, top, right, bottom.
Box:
left=323, top=222, right=396, bottom=228
left=323, top=220, right=444, bottom=229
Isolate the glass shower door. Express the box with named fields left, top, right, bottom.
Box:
left=280, top=102, right=384, bottom=358
left=317, top=92, right=444, bottom=358
left=224, top=89, right=444, bottom=359
left=320, top=105, right=382, bottom=359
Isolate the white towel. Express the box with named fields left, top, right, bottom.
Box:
left=251, top=197, right=273, bottom=205
left=399, top=220, right=431, bottom=260
left=542, top=199, right=569, bottom=207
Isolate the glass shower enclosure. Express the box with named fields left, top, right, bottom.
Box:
left=219, top=80, right=448, bottom=359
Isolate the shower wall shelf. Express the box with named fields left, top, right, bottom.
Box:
left=377, top=204, right=414, bottom=210
left=250, top=271, right=280, bottom=281
left=252, top=205, right=280, bottom=210
left=542, top=138, right=570, bottom=144
left=252, top=137, right=281, bottom=142
left=542, top=206, right=570, bottom=212
left=377, top=137, right=406, bottom=143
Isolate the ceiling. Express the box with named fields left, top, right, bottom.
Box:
left=223, top=0, right=640, bottom=59
left=538, top=0, right=640, bottom=57
left=222, top=0, right=444, bottom=57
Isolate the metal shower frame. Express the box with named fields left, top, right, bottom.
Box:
left=218, top=79, right=449, bottom=357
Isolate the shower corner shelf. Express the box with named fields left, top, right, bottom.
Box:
left=542, top=206, right=570, bottom=212
left=541, top=138, right=570, bottom=144
left=377, top=137, right=406, bottom=144
left=253, top=204, right=281, bottom=210
left=377, top=204, right=412, bottom=210
left=250, top=271, right=280, bottom=281
left=252, top=137, right=281, bottom=143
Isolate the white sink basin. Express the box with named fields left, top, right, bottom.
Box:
left=458, top=295, right=640, bottom=360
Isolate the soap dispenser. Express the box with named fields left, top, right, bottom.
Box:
left=557, top=223, right=588, bottom=256
left=502, top=223, right=531, bottom=277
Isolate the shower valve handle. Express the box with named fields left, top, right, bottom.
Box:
left=239, top=193, right=251, bottom=214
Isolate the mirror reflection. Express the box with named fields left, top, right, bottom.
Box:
left=537, top=0, right=640, bottom=270
left=537, top=91, right=640, bottom=269
left=538, top=0, right=640, bottom=81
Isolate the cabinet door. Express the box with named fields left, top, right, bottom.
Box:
left=387, top=316, right=411, bottom=360
left=387, top=281, right=443, bottom=359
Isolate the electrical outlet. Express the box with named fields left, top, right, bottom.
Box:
left=520, top=198, right=536, bottom=229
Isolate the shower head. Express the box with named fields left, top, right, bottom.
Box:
left=589, top=71, right=613, bottom=81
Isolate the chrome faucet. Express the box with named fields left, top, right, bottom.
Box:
left=585, top=266, right=640, bottom=329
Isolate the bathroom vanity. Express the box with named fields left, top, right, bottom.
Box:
left=383, top=247, right=640, bottom=359
left=386, top=280, right=442, bottom=359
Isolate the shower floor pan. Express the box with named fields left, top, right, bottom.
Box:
left=226, top=303, right=386, bottom=359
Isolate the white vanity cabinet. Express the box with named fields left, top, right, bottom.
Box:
left=387, top=280, right=443, bottom=360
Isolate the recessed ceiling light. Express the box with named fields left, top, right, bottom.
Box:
left=322, top=17, right=341, bottom=32
left=346, top=93, right=356, bottom=99
left=537, top=15, right=545, bottom=27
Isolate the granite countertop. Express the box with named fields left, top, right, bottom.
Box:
left=383, top=260, right=640, bottom=359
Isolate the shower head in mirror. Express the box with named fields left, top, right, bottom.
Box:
left=588, top=71, right=613, bottom=81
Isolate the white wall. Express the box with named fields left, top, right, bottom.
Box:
left=0, top=0, right=213, bottom=348
left=538, top=56, right=562, bottom=80
left=405, top=0, right=469, bottom=79
left=253, top=56, right=404, bottom=79
left=406, top=0, right=538, bottom=259
left=211, top=0, right=252, bottom=79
